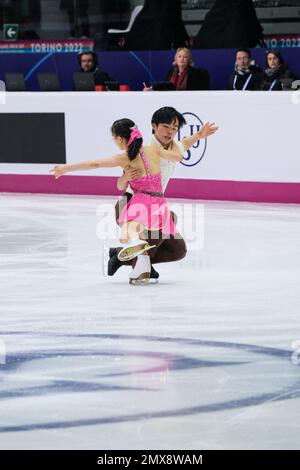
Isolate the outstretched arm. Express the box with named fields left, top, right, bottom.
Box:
left=156, top=142, right=183, bottom=161
left=154, top=122, right=219, bottom=162
left=50, top=154, right=124, bottom=179
left=181, top=122, right=218, bottom=151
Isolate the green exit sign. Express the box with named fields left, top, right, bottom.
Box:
left=3, top=24, right=19, bottom=41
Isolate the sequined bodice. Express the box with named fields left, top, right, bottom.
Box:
left=129, top=149, right=163, bottom=193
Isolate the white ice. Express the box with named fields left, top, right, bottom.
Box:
left=0, top=193, right=300, bottom=450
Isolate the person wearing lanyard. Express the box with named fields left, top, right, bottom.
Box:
left=260, top=49, right=298, bottom=91
left=227, top=49, right=262, bottom=91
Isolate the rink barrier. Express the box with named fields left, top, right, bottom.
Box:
left=1, top=91, right=300, bottom=204
left=1, top=174, right=300, bottom=203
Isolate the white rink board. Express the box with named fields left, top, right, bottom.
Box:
left=0, top=90, right=300, bottom=183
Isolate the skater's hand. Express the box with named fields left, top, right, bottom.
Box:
left=124, top=165, right=143, bottom=181
left=143, top=82, right=152, bottom=91
left=50, top=165, right=67, bottom=179
left=181, top=122, right=219, bottom=152
left=196, top=122, right=219, bottom=139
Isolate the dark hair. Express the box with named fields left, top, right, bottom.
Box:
left=265, top=49, right=286, bottom=69
left=151, top=107, right=186, bottom=134
left=236, top=48, right=251, bottom=58
left=78, top=51, right=98, bottom=67
left=111, top=118, right=143, bottom=161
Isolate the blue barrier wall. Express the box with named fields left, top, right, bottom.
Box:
left=1, top=48, right=299, bottom=91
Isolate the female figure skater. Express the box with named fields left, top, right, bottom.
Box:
left=51, top=118, right=218, bottom=284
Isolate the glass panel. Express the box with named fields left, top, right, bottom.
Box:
left=0, top=1, right=300, bottom=45
left=0, top=0, right=134, bottom=40
left=182, top=0, right=300, bottom=40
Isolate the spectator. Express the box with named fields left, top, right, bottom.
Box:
left=143, top=48, right=209, bottom=91
left=78, top=51, right=114, bottom=86
left=194, top=0, right=264, bottom=49
left=227, top=49, right=262, bottom=91
left=261, top=49, right=298, bottom=91
left=163, top=48, right=209, bottom=91
left=124, top=0, right=189, bottom=51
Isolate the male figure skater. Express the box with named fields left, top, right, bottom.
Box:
left=108, top=107, right=187, bottom=279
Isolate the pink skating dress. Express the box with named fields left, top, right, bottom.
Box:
left=117, top=150, right=176, bottom=235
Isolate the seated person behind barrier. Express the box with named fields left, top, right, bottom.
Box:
left=227, top=48, right=262, bottom=91
left=78, top=51, right=114, bottom=86
left=143, top=48, right=209, bottom=91
left=260, top=49, right=298, bottom=91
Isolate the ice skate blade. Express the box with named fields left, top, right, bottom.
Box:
left=129, top=272, right=150, bottom=285
left=118, top=243, right=155, bottom=262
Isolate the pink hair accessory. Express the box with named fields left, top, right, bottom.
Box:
left=128, top=127, right=142, bottom=145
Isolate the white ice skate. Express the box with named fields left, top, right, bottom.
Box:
left=129, top=254, right=151, bottom=285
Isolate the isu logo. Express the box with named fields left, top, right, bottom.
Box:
left=178, top=112, right=207, bottom=167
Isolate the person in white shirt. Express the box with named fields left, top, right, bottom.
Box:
left=108, top=107, right=187, bottom=279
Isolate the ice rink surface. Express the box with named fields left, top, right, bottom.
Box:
left=0, top=193, right=300, bottom=450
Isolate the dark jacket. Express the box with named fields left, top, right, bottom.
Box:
left=79, top=67, right=113, bottom=86
left=194, top=0, right=264, bottom=49
left=260, top=66, right=298, bottom=91
left=165, top=66, right=210, bottom=91
left=227, top=65, right=262, bottom=91
left=125, top=0, right=189, bottom=50
left=91, top=68, right=113, bottom=86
